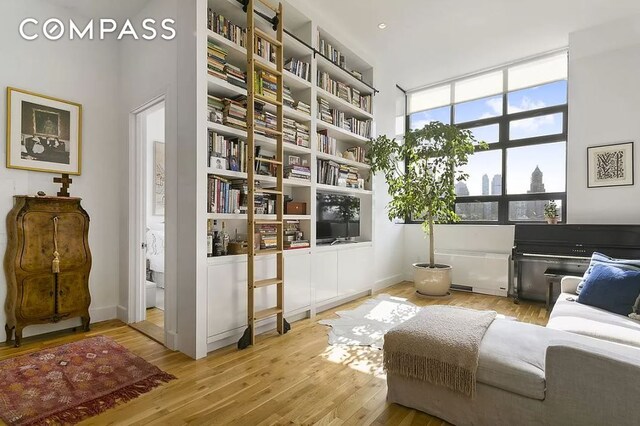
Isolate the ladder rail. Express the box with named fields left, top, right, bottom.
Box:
left=239, top=0, right=288, bottom=349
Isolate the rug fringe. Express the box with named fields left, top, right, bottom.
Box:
left=384, top=352, right=476, bottom=397
left=27, top=372, right=176, bottom=426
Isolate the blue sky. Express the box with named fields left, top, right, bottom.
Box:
left=409, top=80, right=567, bottom=195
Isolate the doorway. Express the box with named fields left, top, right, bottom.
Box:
left=130, top=98, right=166, bottom=344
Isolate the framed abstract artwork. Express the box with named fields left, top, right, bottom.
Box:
left=6, top=87, right=82, bottom=175
left=587, top=142, right=634, bottom=188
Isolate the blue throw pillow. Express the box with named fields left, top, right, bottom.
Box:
left=577, top=264, right=640, bottom=316
left=576, top=252, right=640, bottom=294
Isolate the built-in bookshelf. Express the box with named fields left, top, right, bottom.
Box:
left=204, top=0, right=375, bottom=255
left=202, top=0, right=376, bottom=350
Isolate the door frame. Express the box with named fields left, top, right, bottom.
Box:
left=128, top=95, right=166, bottom=325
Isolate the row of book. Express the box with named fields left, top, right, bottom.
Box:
left=317, top=33, right=365, bottom=82
left=207, top=41, right=248, bottom=90
left=317, top=71, right=372, bottom=113
left=208, top=177, right=277, bottom=214
left=317, top=99, right=373, bottom=138
left=208, top=10, right=246, bottom=47
left=345, top=146, right=367, bottom=164
left=254, top=70, right=278, bottom=101
left=285, top=58, right=311, bottom=82
left=284, top=165, right=311, bottom=181
left=317, top=160, right=361, bottom=188
left=317, top=130, right=337, bottom=156
left=208, top=132, right=249, bottom=173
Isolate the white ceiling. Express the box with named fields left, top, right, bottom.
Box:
left=47, top=0, right=152, bottom=22
left=292, top=0, right=640, bottom=91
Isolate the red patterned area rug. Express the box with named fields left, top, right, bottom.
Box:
left=0, top=335, right=175, bottom=426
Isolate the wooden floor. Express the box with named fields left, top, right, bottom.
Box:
left=0, top=282, right=549, bottom=425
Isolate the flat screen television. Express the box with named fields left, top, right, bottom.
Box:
left=316, top=193, right=360, bottom=242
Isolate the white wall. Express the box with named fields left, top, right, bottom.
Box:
left=0, top=1, right=120, bottom=337
left=567, top=15, right=640, bottom=224
left=146, top=106, right=165, bottom=230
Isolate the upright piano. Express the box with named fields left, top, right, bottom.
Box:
left=512, top=224, right=640, bottom=302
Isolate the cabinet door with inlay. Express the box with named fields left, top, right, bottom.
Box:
left=57, top=272, right=90, bottom=316
left=20, top=275, right=55, bottom=320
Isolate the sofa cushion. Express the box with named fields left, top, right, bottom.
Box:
left=477, top=320, right=548, bottom=400
left=577, top=252, right=640, bottom=294
left=577, top=264, right=640, bottom=316
left=548, top=294, right=640, bottom=348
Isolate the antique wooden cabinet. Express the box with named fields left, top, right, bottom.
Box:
left=4, top=196, right=91, bottom=347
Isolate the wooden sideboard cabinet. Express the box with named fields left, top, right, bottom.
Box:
left=4, top=196, right=92, bottom=347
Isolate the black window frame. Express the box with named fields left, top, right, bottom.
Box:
left=405, top=60, right=568, bottom=226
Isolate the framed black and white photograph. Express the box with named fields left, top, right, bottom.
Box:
left=153, top=141, right=165, bottom=216
left=6, top=87, right=82, bottom=175
left=588, top=142, right=634, bottom=188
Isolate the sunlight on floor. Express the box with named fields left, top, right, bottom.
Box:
left=320, top=344, right=385, bottom=378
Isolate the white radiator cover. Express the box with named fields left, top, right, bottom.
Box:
left=435, top=250, right=510, bottom=297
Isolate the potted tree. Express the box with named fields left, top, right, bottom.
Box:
left=544, top=201, right=559, bottom=224
left=367, top=122, right=486, bottom=297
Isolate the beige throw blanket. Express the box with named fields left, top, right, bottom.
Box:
left=383, top=306, right=497, bottom=397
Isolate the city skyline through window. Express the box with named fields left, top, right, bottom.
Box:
left=406, top=51, right=568, bottom=224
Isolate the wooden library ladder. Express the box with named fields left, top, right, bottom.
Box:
left=237, top=0, right=290, bottom=350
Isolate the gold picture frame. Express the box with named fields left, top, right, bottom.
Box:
left=6, top=87, right=82, bottom=175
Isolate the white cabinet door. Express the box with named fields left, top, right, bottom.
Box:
left=338, top=247, right=373, bottom=297
left=312, top=250, right=338, bottom=303
left=284, top=251, right=311, bottom=313
left=207, top=257, right=277, bottom=338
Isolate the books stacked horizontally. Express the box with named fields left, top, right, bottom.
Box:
left=295, top=122, right=310, bottom=148
left=255, top=36, right=276, bottom=64
left=318, top=130, right=337, bottom=155
left=208, top=132, right=247, bottom=173
left=284, top=221, right=309, bottom=250
left=294, top=100, right=311, bottom=116
left=223, top=97, right=247, bottom=130
left=317, top=98, right=332, bottom=125
left=317, top=71, right=373, bottom=113
left=207, top=42, right=227, bottom=80
left=225, top=64, right=246, bottom=89
left=284, top=165, right=311, bottom=181
left=208, top=10, right=246, bottom=47
left=254, top=70, right=277, bottom=101
left=257, top=224, right=278, bottom=249
left=283, top=118, right=297, bottom=145
left=340, top=165, right=360, bottom=188
left=208, top=95, right=224, bottom=124
left=283, top=86, right=295, bottom=109
left=285, top=58, right=311, bottom=82
left=317, top=35, right=346, bottom=68
left=345, top=146, right=367, bottom=164
left=254, top=109, right=278, bottom=138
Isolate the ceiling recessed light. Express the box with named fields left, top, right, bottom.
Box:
left=378, top=23, right=387, bottom=29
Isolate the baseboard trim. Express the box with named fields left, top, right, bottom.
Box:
left=116, top=305, right=128, bottom=323
left=374, top=274, right=404, bottom=291
left=90, top=305, right=118, bottom=323
left=165, top=330, right=178, bottom=350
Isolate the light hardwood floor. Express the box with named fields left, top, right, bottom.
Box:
left=0, top=282, right=549, bottom=425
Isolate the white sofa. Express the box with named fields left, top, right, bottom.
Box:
left=386, top=276, right=640, bottom=426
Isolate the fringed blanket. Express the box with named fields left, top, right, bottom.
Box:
left=383, top=306, right=496, bottom=397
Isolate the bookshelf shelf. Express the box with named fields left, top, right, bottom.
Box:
left=208, top=168, right=312, bottom=188
left=316, top=88, right=374, bottom=120
left=316, top=183, right=373, bottom=196
left=316, top=152, right=371, bottom=171
left=316, top=120, right=370, bottom=145
left=207, top=213, right=311, bottom=221
left=207, top=121, right=311, bottom=155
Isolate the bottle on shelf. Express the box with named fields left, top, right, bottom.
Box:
left=213, top=220, right=224, bottom=257
left=207, top=219, right=214, bottom=257
left=221, top=221, right=230, bottom=256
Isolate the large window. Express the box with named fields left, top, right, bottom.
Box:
left=406, top=52, right=568, bottom=224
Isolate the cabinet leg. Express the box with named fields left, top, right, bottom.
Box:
left=5, top=324, right=14, bottom=344
left=14, top=328, right=23, bottom=348
left=82, top=316, right=91, bottom=332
